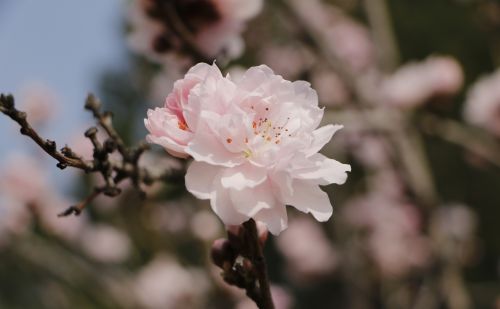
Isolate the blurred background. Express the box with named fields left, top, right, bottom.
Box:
left=1, top=0, right=500, bottom=308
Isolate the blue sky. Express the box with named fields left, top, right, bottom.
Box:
left=0, top=0, right=128, bottom=186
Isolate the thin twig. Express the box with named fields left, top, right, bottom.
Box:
left=0, top=93, right=185, bottom=216
left=57, top=189, right=103, bottom=217
left=0, top=94, right=94, bottom=171
left=241, top=220, right=275, bottom=309
left=420, top=113, right=500, bottom=168
left=363, top=0, right=400, bottom=71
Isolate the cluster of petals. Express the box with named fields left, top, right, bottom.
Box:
left=463, top=68, right=500, bottom=137
left=145, top=63, right=350, bottom=234
left=381, top=56, right=464, bottom=108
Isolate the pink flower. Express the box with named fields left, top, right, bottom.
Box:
left=276, top=217, right=339, bottom=280
left=146, top=63, right=351, bottom=234
left=463, top=68, right=500, bottom=136
left=145, top=63, right=222, bottom=158
left=381, top=56, right=463, bottom=108
left=127, top=0, right=263, bottom=61
left=343, top=192, right=430, bottom=277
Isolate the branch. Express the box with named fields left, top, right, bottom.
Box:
left=0, top=93, right=185, bottom=216
left=212, top=220, right=275, bottom=309
left=420, top=113, right=500, bottom=168
left=0, top=94, right=93, bottom=171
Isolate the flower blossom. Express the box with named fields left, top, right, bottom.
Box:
left=145, top=63, right=350, bottom=235
left=381, top=56, right=464, bottom=108
left=128, top=0, right=263, bottom=62
left=463, top=68, right=500, bottom=137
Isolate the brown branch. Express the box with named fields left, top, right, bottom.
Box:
left=0, top=94, right=93, bottom=171
left=0, top=93, right=185, bottom=216
left=212, top=220, right=275, bottom=309
left=241, top=219, right=275, bottom=309
left=84, top=94, right=128, bottom=159
left=57, top=189, right=103, bottom=217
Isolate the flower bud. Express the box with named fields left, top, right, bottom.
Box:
left=211, top=238, right=236, bottom=269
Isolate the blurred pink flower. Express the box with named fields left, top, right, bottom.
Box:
left=259, top=44, right=314, bottom=79
left=127, top=0, right=263, bottom=61
left=0, top=154, right=48, bottom=204
left=311, top=69, right=350, bottom=106
left=127, top=0, right=168, bottom=62
left=463, top=68, right=500, bottom=136
left=18, top=83, right=58, bottom=126
left=344, top=192, right=430, bottom=277
left=134, top=254, right=209, bottom=309
left=236, top=285, right=293, bottom=309
left=146, top=63, right=351, bottom=234
left=290, top=0, right=375, bottom=72
left=430, top=204, right=478, bottom=264
left=80, top=224, right=132, bottom=263
left=276, top=217, right=339, bottom=280
left=0, top=154, right=87, bottom=243
left=381, top=56, right=463, bottom=108
left=190, top=210, right=222, bottom=241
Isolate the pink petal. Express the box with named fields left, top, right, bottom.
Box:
left=229, top=182, right=274, bottom=217
left=221, top=163, right=267, bottom=190
left=254, top=204, right=288, bottom=235
left=186, top=127, right=244, bottom=167
left=210, top=176, right=249, bottom=225
left=285, top=180, right=333, bottom=222
left=295, top=153, right=351, bottom=185
left=185, top=161, right=222, bottom=199
left=305, top=124, right=343, bottom=157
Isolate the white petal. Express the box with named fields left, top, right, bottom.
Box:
left=269, top=170, right=293, bottom=202
left=305, top=124, right=343, bottom=157
left=229, top=182, right=274, bottom=217
left=285, top=180, right=333, bottom=222
left=146, top=135, right=188, bottom=158
left=186, top=129, right=244, bottom=167
left=254, top=204, right=288, bottom=235
left=221, top=163, right=267, bottom=190
left=210, top=176, right=249, bottom=225
left=185, top=161, right=222, bottom=199
left=295, top=153, right=351, bottom=185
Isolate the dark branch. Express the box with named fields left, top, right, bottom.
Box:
left=0, top=93, right=184, bottom=216
left=212, top=219, right=275, bottom=309
left=0, top=94, right=93, bottom=171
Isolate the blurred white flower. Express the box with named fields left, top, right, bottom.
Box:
left=134, top=254, right=209, bottom=309
left=259, top=44, right=314, bottom=79
left=18, top=83, right=59, bottom=127
left=236, top=285, right=293, bottom=309
left=290, top=0, right=375, bottom=72
left=80, top=224, right=131, bottom=263
left=344, top=192, right=430, bottom=277
left=276, top=217, right=339, bottom=280
left=381, top=56, right=463, bottom=108
left=0, top=154, right=48, bottom=204
left=190, top=210, right=222, bottom=241
left=463, top=68, right=500, bottom=137
left=127, top=0, right=168, bottom=62
left=311, top=69, right=350, bottom=106
left=127, top=0, right=263, bottom=62
left=430, top=204, right=477, bottom=264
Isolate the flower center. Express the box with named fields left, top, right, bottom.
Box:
left=178, top=120, right=188, bottom=131
left=252, top=116, right=291, bottom=145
